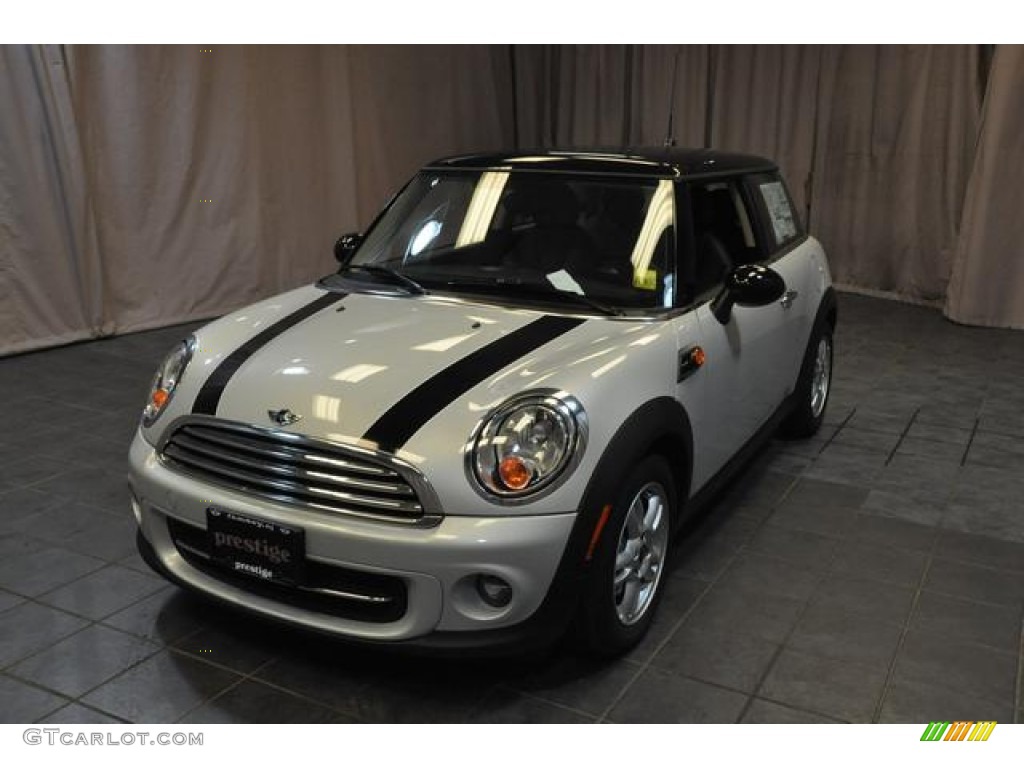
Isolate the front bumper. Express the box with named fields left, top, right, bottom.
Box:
left=129, top=430, right=577, bottom=648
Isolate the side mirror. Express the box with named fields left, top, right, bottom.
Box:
left=333, top=232, right=363, bottom=263
left=710, top=264, right=786, bottom=325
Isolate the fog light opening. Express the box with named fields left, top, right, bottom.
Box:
left=476, top=574, right=513, bottom=608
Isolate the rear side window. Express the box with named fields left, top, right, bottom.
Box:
left=753, top=176, right=802, bottom=249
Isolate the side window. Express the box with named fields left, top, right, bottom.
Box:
left=751, top=174, right=803, bottom=251
left=682, top=179, right=760, bottom=302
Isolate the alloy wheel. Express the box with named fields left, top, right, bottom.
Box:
left=613, top=481, right=670, bottom=626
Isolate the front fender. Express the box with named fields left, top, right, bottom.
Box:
left=571, top=396, right=694, bottom=572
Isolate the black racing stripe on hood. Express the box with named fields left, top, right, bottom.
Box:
left=362, top=314, right=587, bottom=453
left=192, top=291, right=345, bottom=415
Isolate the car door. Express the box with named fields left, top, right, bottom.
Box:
left=744, top=172, right=819, bottom=392
left=674, top=177, right=793, bottom=480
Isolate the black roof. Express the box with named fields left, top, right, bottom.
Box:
left=425, top=148, right=776, bottom=179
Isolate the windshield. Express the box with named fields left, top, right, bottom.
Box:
left=348, top=171, right=676, bottom=312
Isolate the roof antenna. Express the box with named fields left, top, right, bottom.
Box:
left=663, top=47, right=681, bottom=148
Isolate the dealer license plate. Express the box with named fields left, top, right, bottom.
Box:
left=206, top=507, right=305, bottom=586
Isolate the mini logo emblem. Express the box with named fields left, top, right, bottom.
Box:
left=268, top=408, right=301, bottom=426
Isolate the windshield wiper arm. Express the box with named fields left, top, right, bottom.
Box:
left=339, top=264, right=426, bottom=295
left=443, top=278, right=623, bottom=317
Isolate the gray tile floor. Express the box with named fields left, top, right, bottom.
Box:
left=1, top=292, right=1023, bottom=723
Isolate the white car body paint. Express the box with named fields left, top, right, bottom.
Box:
left=130, top=151, right=833, bottom=649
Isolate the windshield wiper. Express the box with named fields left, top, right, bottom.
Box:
left=443, top=278, right=623, bottom=317
left=338, top=264, right=426, bottom=295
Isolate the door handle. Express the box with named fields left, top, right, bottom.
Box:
left=779, top=290, right=798, bottom=309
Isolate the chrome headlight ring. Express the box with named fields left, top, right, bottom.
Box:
left=467, top=391, right=588, bottom=504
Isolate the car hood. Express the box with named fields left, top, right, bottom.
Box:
left=160, top=286, right=658, bottom=437
left=147, top=285, right=683, bottom=514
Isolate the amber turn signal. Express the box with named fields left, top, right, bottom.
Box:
left=690, top=346, right=706, bottom=367
left=151, top=389, right=169, bottom=409
left=498, top=455, right=532, bottom=490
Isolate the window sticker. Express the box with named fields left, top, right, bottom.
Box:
left=759, top=181, right=797, bottom=245
left=632, top=269, right=658, bottom=291
left=546, top=269, right=585, bottom=295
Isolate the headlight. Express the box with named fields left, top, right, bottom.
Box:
left=470, top=392, right=586, bottom=500
left=142, top=337, right=194, bottom=427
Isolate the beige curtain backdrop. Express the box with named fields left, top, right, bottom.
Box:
left=0, top=44, right=512, bottom=356
left=513, top=44, right=709, bottom=149
left=710, top=45, right=822, bottom=222
left=0, top=45, right=102, bottom=354
left=2, top=44, right=1023, bottom=355
left=810, top=45, right=982, bottom=303
left=513, top=44, right=634, bottom=147
left=945, top=45, right=1024, bottom=329
left=627, top=46, right=709, bottom=148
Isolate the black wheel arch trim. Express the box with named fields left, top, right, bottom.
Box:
left=817, top=285, right=838, bottom=330
left=771, top=285, right=836, bottom=412
left=574, top=396, right=695, bottom=545
left=797, top=286, right=837, bottom=384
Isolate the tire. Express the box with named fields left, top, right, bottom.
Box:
left=575, top=455, right=676, bottom=658
left=780, top=319, right=834, bottom=439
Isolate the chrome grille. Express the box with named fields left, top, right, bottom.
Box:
left=159, top=418, right=439, bottom=525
